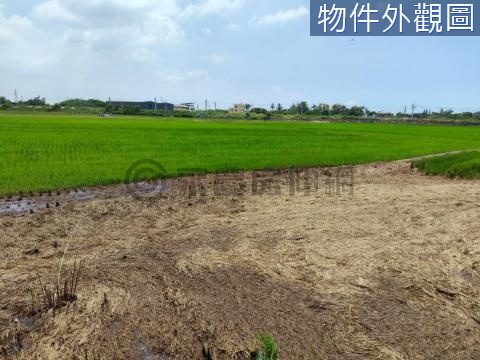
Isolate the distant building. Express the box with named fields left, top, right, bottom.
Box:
left=174, top=103, right=196, bottom=111
left=229, top=104, right=246, bottom=113
left=109, top=101, right=174, bottom=111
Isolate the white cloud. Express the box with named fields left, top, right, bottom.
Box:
left=0, top=13, right=59, bottom=69
left=180, top=0, right=244, bottom=18
left=131, top=47, right=157, bottom=63
left=202, top=53, right=233, bottom=65
left=33, top=0, right=184, bottom=44
left=140, top=16, right=184, bottom=43
left=252, top=6, right=308, bottom=26
left=34, top=0, right=180, bottom=23
left=159, top=70, right=208, bottom=83
left=226, top=23, right=240, bottom=31
left=33, top=0, right=79, bottom=22
left=30, top=0, right=185, bottom=69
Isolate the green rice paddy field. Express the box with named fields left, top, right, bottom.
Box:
left=413, top=151, right=480, bottom=179
left=1, top=114, right=480, bottom=196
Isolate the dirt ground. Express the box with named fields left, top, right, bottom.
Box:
left=1, top=160, right=480, bottom=359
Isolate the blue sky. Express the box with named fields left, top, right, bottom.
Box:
left=0, top=0, right=478, bottom=112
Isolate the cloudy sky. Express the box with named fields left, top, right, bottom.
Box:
left=0, top=0, right=478, bottom=112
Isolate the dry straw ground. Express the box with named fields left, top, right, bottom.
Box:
left=1, top=161, right=480, bottom=359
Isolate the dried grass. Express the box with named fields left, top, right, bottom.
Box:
left=1, top=161, right=480, bottom=359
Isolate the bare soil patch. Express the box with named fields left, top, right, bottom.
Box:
left=1, top=161, right=480, bottom=359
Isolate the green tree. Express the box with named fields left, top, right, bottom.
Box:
left=251, top=108, right=268, bottom=114
left=298, top=101, right=309, bottom=115
left=317, top=103, right=330, bottom=115
left=48, top=103, right=62, bottom=112
left=24, top=96, right=47, bottom=106
left=331, top=104, right=348, bottom=115
left=60, top=99, right=106, bottom=107
left=349, top=106, right=365, bottom=117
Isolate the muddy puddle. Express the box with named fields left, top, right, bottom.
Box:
left=0, top=182, right=168, bottom=216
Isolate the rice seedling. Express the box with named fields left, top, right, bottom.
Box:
left=1, top=114, right=480, bottom=195
left=255, top=333, right=278, bottom=360
left=413, top=151, right=480, bottom=179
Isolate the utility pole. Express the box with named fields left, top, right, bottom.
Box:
left=214, top=101, right=217, bottom=111
left=154, top=97, right=157, bottom=111
left=14, top=90, right=18, bottom=104
left=411, top=103, right=416, bottom=119
left=205, top=99, right=207, bottom=111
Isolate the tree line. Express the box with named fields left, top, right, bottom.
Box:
left=0, top=96, right=478, bottom=120
left=0, top=97, right=105, bottom=109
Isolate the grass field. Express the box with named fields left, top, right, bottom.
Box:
left=1, top=114, right=480, bottom=196
left=413, top=151, right=480, bottom=179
